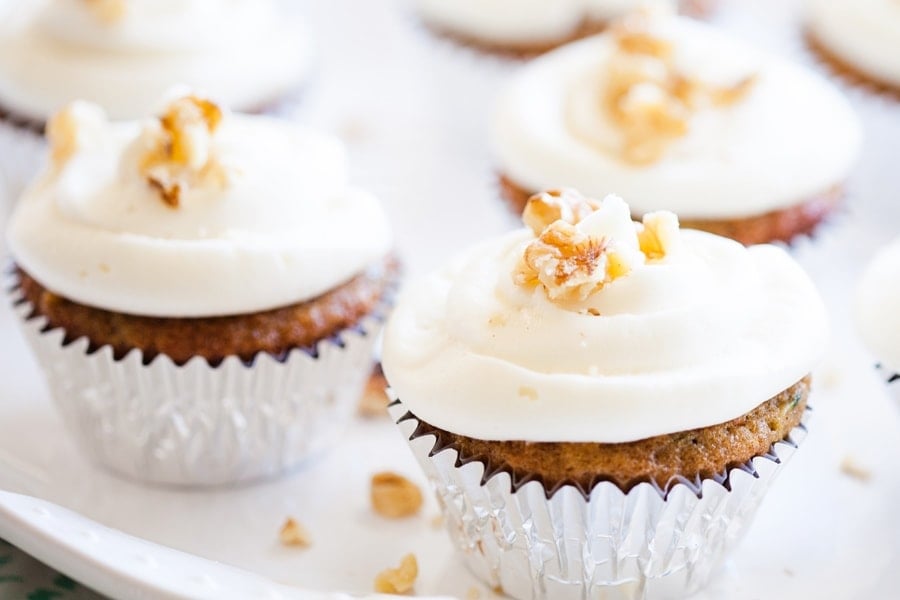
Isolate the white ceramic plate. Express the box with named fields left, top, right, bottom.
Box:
left=0, top=0, right=898, bottom=598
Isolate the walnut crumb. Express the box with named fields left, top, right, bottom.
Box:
left=839, top=456, right=872, bottom=482
left=358, top=368, right=389, bottom=418
left=430, top=514, right=445, bottom=529
left=84, top=0, right=126, bottom=23
left=139, top=95, right=230, bottom=208
left=374, top=554, right=418, bottom=594
left=466, top=587, right=482, bottom=600
left=371, top=472, right=423, bottom=518
left=279, top=518, right=311, bottom=547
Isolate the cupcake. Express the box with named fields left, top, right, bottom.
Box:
left=0, top=0, right=312, bottom=198
left=807, top=0, right=900, bottom=97
left=383, top=189, right=827, bottom=598
left=494, top=11, right=862, bottom=245
left=6, top=94, right=395, bottom=486
left=856, top=236, right=900, bottom=399
left=411, top=0, right=713, bottom=56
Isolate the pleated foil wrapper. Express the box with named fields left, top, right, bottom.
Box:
left=0, top=120, right=44, bottom=212
left=388, top=398, right=808, bottom=600
left=10, top=278, right=385, bottom=487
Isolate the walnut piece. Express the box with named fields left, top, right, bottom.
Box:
left=374, top=554, right=418, bottom=594
left=46, top=102, right=107, bottom=170
left=637, top=211, right=680, bottom=260
left=604, top=13, right=756, bottom=165
left=279, top=518, right=311, bottom=548
left=522, top=189, right=602, bottom=235
left=371, top=472, right=423, bottom=518
left=139, top=95, right=229, bottom=208
left=515, top=220, right=631, bottom=302
left=515, top=193, right=681, bottom=302
left=84, top=0, right=126, bottom=24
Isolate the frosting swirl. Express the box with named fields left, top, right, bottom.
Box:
left=808, top=0, right=900, bottom=88
left=382, top=193, right=827, bottom=443
left=856, top=237, right=900, bottom=374
left=0, top=0, right=311, bottom=121
left=493, top=15, right=861, bottom=219
left=7, top=97, right=392, bottom=318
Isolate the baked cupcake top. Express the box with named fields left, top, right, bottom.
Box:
left=6, top=95, right=392, bottom=318
left=414, top=0, right=668, bottom=46
left=856, top=237, right=900, bottom=375
left=0, top=0, right=311, bottom=122
left=382, top=190, right=827, bottom=443
left=808, top=0, right=900, bottom=89
left=493, top=12, right=861, bottom=219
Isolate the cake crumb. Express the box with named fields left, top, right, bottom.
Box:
left=466, top=587, right=481, bottom=599
left=430, top=514, right=445, bottom=529
left=374, top=553, right=418, bottom=594
left=358, top=367, right=389, bottom=418
left=840, top=456, right=872, bottom=482
left=279, top=517, right=311, bottom=548
left=371, top=472, right=423, bottom=518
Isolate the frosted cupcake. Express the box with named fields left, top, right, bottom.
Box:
left=807, top=0, right=900, bottom=97
left=383, top=189, right=826, bottom=598
left=856, top=237, right=900, bottom=398
left=7, top=95, right=395, bottom=486
left=412, top=0, right=712, bottom=55
left=0, top=0, right=312, bottom=197
left=494, top=12, right=862, bottom=245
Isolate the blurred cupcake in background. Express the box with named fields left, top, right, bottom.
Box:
left=0, top=0, right=313, bottom=199
left=856, top=236, right=900, bottom=401
left=6, top=93, right=395, bottom=486
left=807, top=0, right=900, bottom=98
left=494, top=10, right=862, bottom=245
left=384, top=189, right=827, bottom=599
left=411, top=0, right=714, bottom=56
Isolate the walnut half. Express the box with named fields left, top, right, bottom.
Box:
left=374, top=554, right=418, bottom=594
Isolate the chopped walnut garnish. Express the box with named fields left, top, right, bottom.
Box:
left=515, top=220, right=630, bottom=302
left=279, top=518, right=311, bottom=548
left=603, top=13, right=756, bottom=164
left=515, top=193, right=680, bottom=302
left=139, top=95, right=230, bottom=208
left=84, top=0, right=126, bottom=24
left=371, top=472, right=423, bottom=518
left=46, top=101, right=107, bottom=169
left=522, top=189, right=602, bottom=235
left=637, top=211, right=680, bottom=260
left=374, top=554, right=418, bottom=594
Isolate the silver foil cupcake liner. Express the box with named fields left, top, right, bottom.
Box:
left=388, top=397, right=808, bottom=600
left=8, top=272, right=387, bottom=487
left=0, top=118, right=44, bottom=213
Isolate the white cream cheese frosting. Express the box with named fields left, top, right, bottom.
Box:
left=493, top=16, right=861, bottom=219
left=808, top=0, right=900, bottom=89
left=382, top=192, right=827, bottom=443
left=414, top=0, right=669, bottom=45
left=0, top=0, right=312, bottom=122
left=856, top=237, right=900, bottom=375
left=7, top=98, right=392, bottom=318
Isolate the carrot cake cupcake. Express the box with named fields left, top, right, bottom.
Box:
left=494, top=12, right=862, bottom=245
left=383, top=189, right=827, bottom=598
left=807, top=0, right=900, bottom=97
left=856, top=236, right=900, bottom=396
left=6, top=94, right=394, bottom=486
left=412, top=0, right=713, bottom=55
left=0, top=0, right=312, bottom=197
